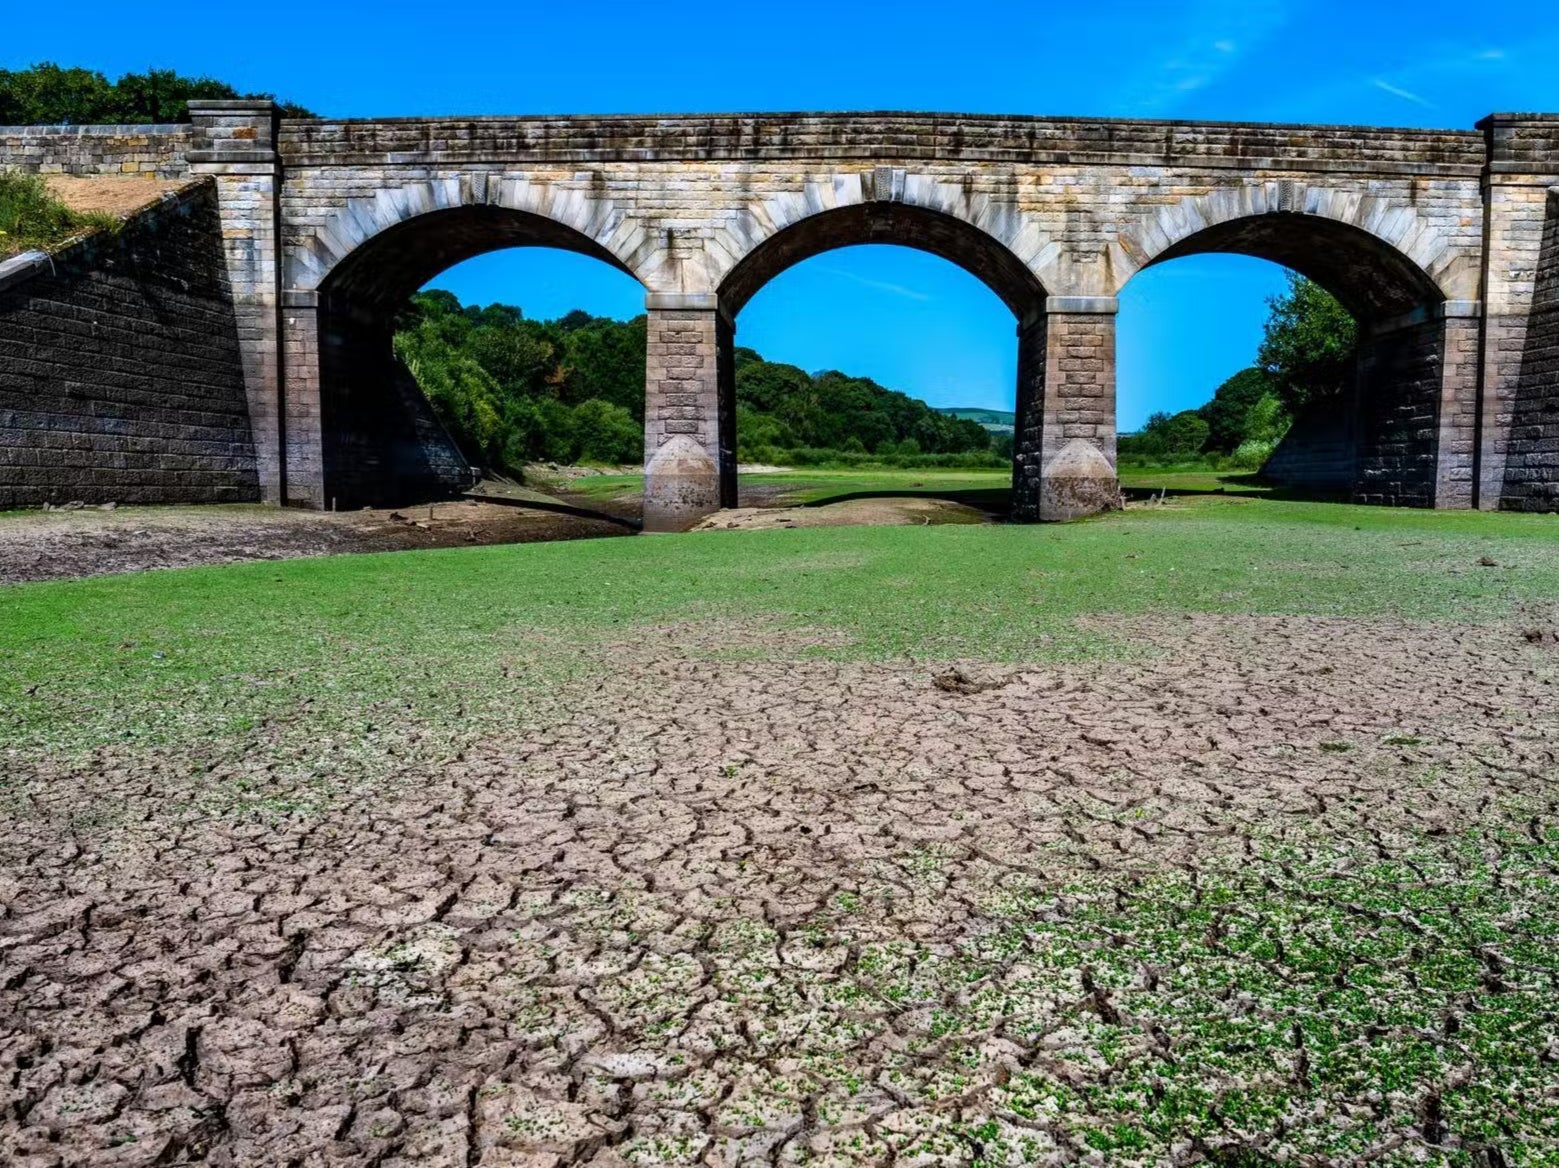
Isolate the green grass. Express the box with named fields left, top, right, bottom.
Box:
left=563, top=463, right=1275, bottom=506
left=563, top=466, right=1012, bottom=505
left=1118, top=462, right=1275, bottom=494
left=2, top=495, right=1555, bottom=767
left=0, top=171, right=118, bottom=258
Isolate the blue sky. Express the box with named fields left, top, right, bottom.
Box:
left=9, top=2, right=1556, bottom=427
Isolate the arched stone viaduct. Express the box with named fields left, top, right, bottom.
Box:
left=3, top=102, right=1557, bottom=527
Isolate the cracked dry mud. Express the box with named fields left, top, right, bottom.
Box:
left=2, top=614, right=1557, bottom=1166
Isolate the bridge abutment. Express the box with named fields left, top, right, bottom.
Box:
left=186, top=101, right=287, bottom=504
left=1477, top=115, right=1559, bottom=511
left=279, top=291, right=326, bottom=508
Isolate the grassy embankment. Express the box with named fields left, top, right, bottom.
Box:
left=0, top=171, right=118, bottom=259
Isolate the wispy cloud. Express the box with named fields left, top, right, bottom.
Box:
left=1127, top=0, right=1294, bottom=114
left=818, top=267, right=931, bottom=302
left=1372, top=78, right=1433, bottom=107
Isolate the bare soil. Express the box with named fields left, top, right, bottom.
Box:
left=0, top=501, right=627, bottom=585
left=692, top=497, right=990, bottom=531
left=1, top=611, right=1554, bottom=1165
left=44, top=175, right=199, bottom=219
left=0, top=492, right=996, bottom=585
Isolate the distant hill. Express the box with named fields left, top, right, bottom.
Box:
left=939, top=407, right=1015, bottom=433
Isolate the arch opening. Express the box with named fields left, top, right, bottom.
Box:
left=1121, top=212, right=1467, bottom=509
left=730, top=245, right=1017, bottom=507
left=1143, top=215, right=1444, bottom=325
left=660, top=202, right=1055, bottom=527
left=311, top=206, right=645, bottom=509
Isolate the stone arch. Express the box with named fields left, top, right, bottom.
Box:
left=651, top=176, right=1062, bottom=531
left=288, top=174, right=669, bottom=299
left=1112, top=184, right=1480, bottom=509
left=1111, top=183, right=1476, bottom=317
left=289, top=177, right=661, bottom=511
left=705, top=171, right=1057, bottom=313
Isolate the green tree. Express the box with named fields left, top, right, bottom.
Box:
left=467, top=320, right=555, bottom=398
left=569, top=399, right=642, bottom=464
left=0, top=64, right=115, bottom=124
left=0, top=61, right=313, bottom=124
left=1243, top=392, right=1290, bottom=444
left=1257, top=273, right=1358, bottom=415
left=1161, top=410, right=1211, bottom=455
left=1198, top=367, right=1278, bottom=453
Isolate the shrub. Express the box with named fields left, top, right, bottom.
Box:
left=1229, top=438, right=1279, bottom=470
left=569, top=399, right=642, bottom=464
left=0, top=170, right=110, bottom=256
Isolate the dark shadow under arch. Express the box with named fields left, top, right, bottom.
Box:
left=1144, top=214, right=1444, bottom=325
left=313, top=205, right=644, bottom=509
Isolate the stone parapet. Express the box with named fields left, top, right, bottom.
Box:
left=1481, top=114, right=1559, bottom=179
left=0, top=124, right=192, bottom=176
left=280, top=113, right=1484, bottom=176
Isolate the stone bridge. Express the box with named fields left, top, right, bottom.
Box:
left=2, top=101, right=1556, bottom=527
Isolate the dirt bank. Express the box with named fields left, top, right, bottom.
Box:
left=0, top=501, right=627, bottom=585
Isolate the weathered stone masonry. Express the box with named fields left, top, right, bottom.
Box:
left=0, top=124, right=191, bottom=177
left=0, top=182, right=257, bottom=509
left=1485, top=117, right=1559, bottom=511
left=2, top=104, right=1557, bottom=525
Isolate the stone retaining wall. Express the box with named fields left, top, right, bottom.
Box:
left=1499, top=190, right=1559, bottom=510
left=0, top=182, right=258, bottom=508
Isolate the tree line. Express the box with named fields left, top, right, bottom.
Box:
left=394, top=291, right=1000, bottom=472
left=402, top=273, right=1354, bottom=477
left=0, top=62, right=313, bottom=123
left=1120, top=272, right=1357, bottom=467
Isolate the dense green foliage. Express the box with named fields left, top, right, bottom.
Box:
left=394, top=292, right=646, bottom=467
left=394, top=291, right=999, bottom=472
left=1122, top=409, right=1211, bottom=459
left=1196, top=366, right=1280, bottom=453
left=732, top=347, right=994, bottom=463
left=0, top=61, right=313, bottom=123
left=1258, top=271, right=1359, bottom=415
left=0, top=170, right=116, bottom=257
